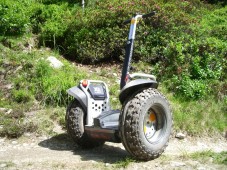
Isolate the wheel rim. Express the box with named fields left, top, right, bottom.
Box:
left=143, top=104, right=166, bottom=144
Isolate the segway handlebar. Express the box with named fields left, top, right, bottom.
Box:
left=122, top=11, right=156, bottom=25
left=142, top=11, right=156, bottom=19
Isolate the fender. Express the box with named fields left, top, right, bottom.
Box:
left=67, top=86, right=87, bottom=111
left=119, top=79, right=158, bottom=104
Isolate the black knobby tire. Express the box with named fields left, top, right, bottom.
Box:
left=66, top=99, right=104, bottom=148
left=119, top=88, right=172, bottom=161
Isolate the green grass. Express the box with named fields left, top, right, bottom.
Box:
left=190, top=150, right=227, bottom=165
left=113, top=157, right=135, bottom=168
left=157, top=84, right=226, bottom=136
left=0, top=35, right=81, bottom=137
left=1, top=40, right=226, bottom=137
left=0, top=104, right=38, bottom=138
left=172, top=98, right=226, bottom=135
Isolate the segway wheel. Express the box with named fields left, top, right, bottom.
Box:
left=120, top=88, right=172, bottom=160
left=66, top=99, right=104, bottom=148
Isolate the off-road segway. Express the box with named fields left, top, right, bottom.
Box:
left=66, top=11, right=172, bottom=161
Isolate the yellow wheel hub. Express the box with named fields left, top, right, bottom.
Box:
left=149, top=112, right=156, bottom=121
left=143, top=110, right=157, bottom=139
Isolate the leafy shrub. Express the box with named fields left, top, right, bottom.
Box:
left=170, top=75, right=209, bottom=100
left=41, top=0, right=163, bottom=62
left=40, top=0, right=81, bottom=5
left=0, top=0, right=41, bottom=35
left=151, top=6, right=227, bottom=99
left=38, top=3, right=74, bottom=48
left=206, top=0, right=227, bottom=6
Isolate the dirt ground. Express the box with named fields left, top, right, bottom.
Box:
left=0, top=132, right=226, bottom=170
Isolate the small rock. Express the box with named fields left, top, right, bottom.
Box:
left=6, top=109, right=13, bottom=115
left=208, top=157, right=213, bottom=163
left=24, top=133, right=31, bottom=137
left=170, top=161, right=186, bottom=167
left=0, top=163, right=7, bottom=168
left=53, top=124, right=64, bottom=134
left=197, top=142, right=208, bottom=148
left=197, top=167, right=206, bottom=170
left=175, top=132, right=186, bottom=139
left=0, top=108, right=7, bottom=113
left=105, top=163, right=110, bottom=167
left=5, top=84, right=14, bottom=90
left=113, top=73, right=117, bottom=77
left=142, top=165, right=149, bottom=169
left=23, top=143, right=28, bottom=147
left=46, top=56, right=63, bottom=69
left=0, top=149, right=6, bottom=152
left=12, top=141, right=18, bottom=145
left=39, top=136, right=48, bottom=140
left=30, top=143, right=36, bottom=147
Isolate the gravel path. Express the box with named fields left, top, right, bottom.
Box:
left=0, top=134, right=226, bottom=170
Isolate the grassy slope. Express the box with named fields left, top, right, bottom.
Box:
left=0, top=0, right=226, bottom=138
left=0, top=37, right=226, bottom=137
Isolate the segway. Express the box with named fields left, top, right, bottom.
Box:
left=66, top=12, right=172, bottom=161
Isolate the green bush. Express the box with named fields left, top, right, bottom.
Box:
left=38, top=3, right=74, bottom=48
left=151, top=6, right=227, bottom=99
left=40, top=0, right=81, bottom=5
left=0, top=0, right=41, bottom=35
left=170, top=75, right=209, bottom=100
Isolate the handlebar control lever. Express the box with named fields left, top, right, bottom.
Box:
left=142, top=11, right=156, bottom=19
left=122, top=11, right=156, bottom=25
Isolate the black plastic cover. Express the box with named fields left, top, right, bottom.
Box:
left=67, top=86, right=87, bottom=111
left=88, top=84, right=107, bottom=100
left=119, top=79, right=158, bottom=104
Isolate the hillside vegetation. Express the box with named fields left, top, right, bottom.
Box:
left=0, top=0, right=226, bottom=138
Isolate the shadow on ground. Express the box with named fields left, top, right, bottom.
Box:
left=38, top=133, right=129, bottom=163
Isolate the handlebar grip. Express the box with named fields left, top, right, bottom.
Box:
left=122, top=19, right=131, bottom=25
left=142, top=11, right=156, bottom=19
left=122, top=11, right=156, bottom=25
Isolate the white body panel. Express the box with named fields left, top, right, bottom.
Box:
left=129, top=73, right=156, bottom=81
left=79, top=80, right=111, bottom=126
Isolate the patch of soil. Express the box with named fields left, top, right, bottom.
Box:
left=0, top=133, right=226, bottom=170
